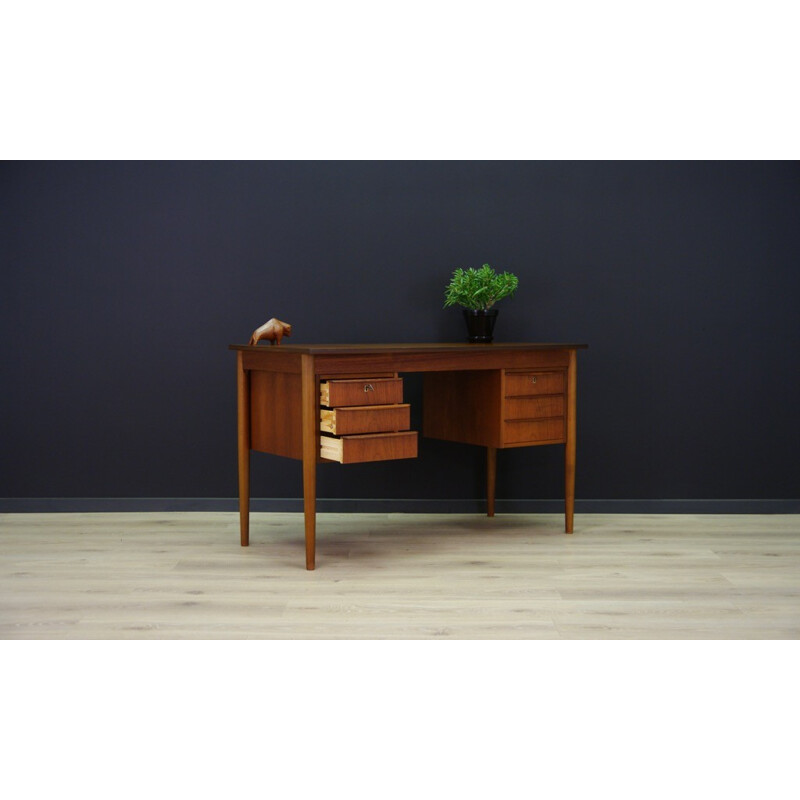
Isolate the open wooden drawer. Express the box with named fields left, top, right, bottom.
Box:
left=320, top=403, right=410, bottom=435
left=319, top=374, right=417, bottom=463
left=320, top=377, right=403, bottom=407
left=320, top=431, right=418, bottom=463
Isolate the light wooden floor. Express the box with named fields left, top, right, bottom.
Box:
left=1, top=512, right=799, bottom=639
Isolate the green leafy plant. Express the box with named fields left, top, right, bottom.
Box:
left=443, top=264, right=519, bottom=311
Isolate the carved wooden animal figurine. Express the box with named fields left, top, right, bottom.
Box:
left=249, top=318, right=292, bottom=346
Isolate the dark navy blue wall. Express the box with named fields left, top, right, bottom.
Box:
left=2, top=161, right=799, bottom=505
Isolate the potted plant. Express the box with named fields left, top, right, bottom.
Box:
left=443, top=263, right=519, bottom=343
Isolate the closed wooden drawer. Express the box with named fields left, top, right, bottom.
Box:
left=320, top=404, right=410, bottom=435
left=320, top=431, right=418, bottom=463
left=503, top=418, right=565, bottom=445
left=320, top=377, right=403, bottom=407
left=505, top=370, right=565, bottom=397
left=504, top=395, right=565, bottom=421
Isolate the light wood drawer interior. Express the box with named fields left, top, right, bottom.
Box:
left=504, top=395, right=565, bottom=421
left=320, top=404, right=410, bottom=435
left=504, top=418, right=565, bottom=445
left=320, top=431, right=418, bottom=464
left=320, top=377, right=403, bottom=407
left=504, top=370, right=565, bottom=397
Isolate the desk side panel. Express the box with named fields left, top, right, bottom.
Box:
left=250, top=370, right=303, bottom=459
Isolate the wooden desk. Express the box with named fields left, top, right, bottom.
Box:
left=229, top=343, right=587, bottom=569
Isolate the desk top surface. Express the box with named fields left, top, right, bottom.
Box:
left=230, top=342, right=588, bottom=355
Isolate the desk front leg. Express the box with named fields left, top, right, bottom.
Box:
left=237, top=352, right=250, bottom=546
left=301, top=354, right=317, bottom=570
left=486, top=446, right=496, bottom=517
left=565, top=349, right=577, bottom=533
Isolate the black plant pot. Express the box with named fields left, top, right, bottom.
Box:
left=463, top=308, right=499, bottom=343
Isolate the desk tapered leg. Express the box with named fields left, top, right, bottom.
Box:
left=237, top=352, right=251, bottom=546
left=565, top=349, right=577, bottom=533
left=486, top=446, right=496, bottom=517
left=301, top=355, right=317, bottom=570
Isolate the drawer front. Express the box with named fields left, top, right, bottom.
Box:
left=503, top=418, right=565, bottom=445
left=320, top=404, right=410, bottom=435
left=320, top=431, right=418, bottom=464
left=505, top=370, right=565, bottom=397
left=504, top=395, right=565, bottom=421
left=320, top=377, right=403, bottom=407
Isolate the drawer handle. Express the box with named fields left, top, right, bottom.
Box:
left=364, top=383, right=374, bottom=393
left=530, top=376, right=537, bottom=384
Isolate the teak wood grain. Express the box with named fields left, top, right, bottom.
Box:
left=504, top=395, right=565, bottom=420
left=236, top=352, right=250, bottom=547
left=422, top=370, right=503, bottom=448
left=230, top=343, right=587, bottom=568
left=503, top=418, right=565, bottom=445
left=565, top=349, right=578, bottom=534
left=320, top=377, right=403, bottom=407
left=301, top=355, right=317, bottom=570
left=250, top=370, right=302, bottom=459
left=486, top=446, right=497, bottom=518
left=320, top=431, right=418, bottom=464
left=314, top=351, right=569, bottom=375
left=232, top=343, right=586, bottom=376
left=232, top=343, right=587, bottom=355
left=320, top=404, right=411, bottom=436
left=505, top=370, right=566, bottom=397
left=422, top=364, right=569, bottom=449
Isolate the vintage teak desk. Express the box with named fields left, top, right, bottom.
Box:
left=230, top=343, right=587, bottom=569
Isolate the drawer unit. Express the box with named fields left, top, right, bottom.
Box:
left=504, top=394, right=565, bottom=421
left=320, top=404, right=410, bottom=436
left=320, top=431, right=418, bottom=464
left=424, top=367, right=570, bottom=449
left=505, top=370, right=565, bottom=397
left=503, top=418, right=565, bottom=445
left=502, top=368, right=566, bottom=445
left=321, top=375, right=418, bottom=463
left=320, top=377, right=403, bottom=408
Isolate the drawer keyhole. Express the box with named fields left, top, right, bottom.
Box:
left=530, top=376, right=537, bottom=384
left=364, top=384, right=374, bottom=393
